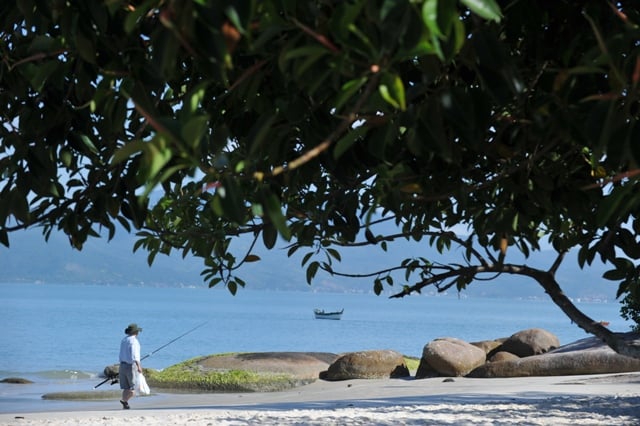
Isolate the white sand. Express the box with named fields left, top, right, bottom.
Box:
left=2, top=374, right=639, bottom=425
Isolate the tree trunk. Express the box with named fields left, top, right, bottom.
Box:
left=523, top=266, right=640, bottom=359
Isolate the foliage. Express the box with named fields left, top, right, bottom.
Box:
left=1, top=1, right=640, bottom=355
left=621, top=286, right=640, bottom=332
left=404, top=356, right=420, bottom=373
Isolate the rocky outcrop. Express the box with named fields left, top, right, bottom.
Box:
left=417, top=337, right=487, bottom=377
left=415, top=330, right=640, bottom=379
left=126, top=352, right=338, bottom=392
left=469, top=333, right=640, bottom=378
left=95, top=331, right=639, bottom=392
left=499, top=328, right=560, bottom=357
left=194, top=352, right=338, bottom=381
left=320, top=350, right=410, bottom=380
left=0, top=377, right=34, bottom=384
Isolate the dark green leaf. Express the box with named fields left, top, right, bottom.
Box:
left=374, top=278, right=383, bottom=295
left=228, top=280, right=238, bottom=295
left=262, top=223, right=278, bottom=249
left=306, top=261, right=319, bottom=284
left=75, top=32, right=96, bottom=64
left=26, top=61, right=58, bottom=92
left=9, top=189, right=29, bottom=223
left=263, top=192, right=291, bottom=240
left=181, top=116, right=210, bottom=149
left=603, top=269, right=627, bottom=281
left=334, top=77, right=367, bottom=112
left=208, top=277, right=223, bottom=288
left=301, top=252, right=313, bottom=266
left=219, top=177, right=246, bottom=223
left=327, top=248, right=342, bottom=261
left=334, top=126, right=367, bottom=160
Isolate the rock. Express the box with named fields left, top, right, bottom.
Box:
left=0, top=377, right=33, bottom=384
left=500, top=328, right=560, bottom=357
left=471, top=338, right=507, bottom=357
left=415, top=358, right=440, bottom=379
left=194, top=352, right=337, bottom=381
left=488, top=351, right=520, bottom=363
left=469, top=333, right=640, bottom=378
left=320, top=350, right=410, bottom=381
left=149, top=352, right=339, bottom=392
left=550, top=332, right=639, bottom=354
left=419, top=337, right=486, bottom=377
left=103, top=364, right=119, bottom=378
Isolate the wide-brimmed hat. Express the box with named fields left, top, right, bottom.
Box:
left=125, top=323, right=143, bottom=335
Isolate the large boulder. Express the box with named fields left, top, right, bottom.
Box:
left=471, top=338, right=507, bottom=357
left=414, top=358, right=440, bottom=379
left=500, top=328, right=560, bottom=357
left=488, top=351, right=520, bottom=363
left=469, top=333, right=640, bottom=377
left=418, top=337, right=486, bottom=377
left=320, top=350, right=410, bottom=381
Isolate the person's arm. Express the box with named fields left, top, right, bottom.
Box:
left=132, top=338, right=142, bottom=373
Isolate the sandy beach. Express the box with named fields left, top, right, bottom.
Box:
left=1, top=373, right=639, bottom=425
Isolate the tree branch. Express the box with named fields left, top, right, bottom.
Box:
left=522, top=265, right=640, bottom=358
left=548, top=250, right=566, bottom=275
left=4, top=49, right=67, bottom=71
left=391, top=261, right=640, bottom=358
left=319, top=263, right=417, bottom=279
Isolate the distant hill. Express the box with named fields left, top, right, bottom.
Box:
left=0, top=227, right=620, bottom=301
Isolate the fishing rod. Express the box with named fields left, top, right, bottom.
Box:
left=94, top=321, right=209, bottom=389
left=141, top=321, right=209, bottom=361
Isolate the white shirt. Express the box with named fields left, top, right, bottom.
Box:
left=119, top=335, right=141, bottom=364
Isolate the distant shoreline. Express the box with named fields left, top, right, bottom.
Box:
left=0, top=225, right=618, bottom=301
left=0, top=281, right=619, bottom=304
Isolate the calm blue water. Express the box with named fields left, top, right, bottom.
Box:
left=0, top=282, right=634, bottom=412
left=0, top=282, right=632, bottom=378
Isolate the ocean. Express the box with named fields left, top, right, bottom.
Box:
left=0, top=282, right=633, bottom=412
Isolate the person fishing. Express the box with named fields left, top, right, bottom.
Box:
left=94, top=320, right=208, bottom=398
left=118, top=323, right=143, bottom=409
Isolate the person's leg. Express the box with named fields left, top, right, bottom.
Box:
left=120, top=396, right=130, bottom=409
left=119, top=363, right=135, bottom=408
left=122, top=389, right=135, bottom=402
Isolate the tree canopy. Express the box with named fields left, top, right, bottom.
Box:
left=2, top=0, right=640, bottom=357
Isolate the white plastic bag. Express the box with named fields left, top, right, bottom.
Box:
left=137, top=372, right=150, bottom=395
